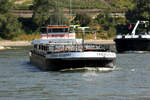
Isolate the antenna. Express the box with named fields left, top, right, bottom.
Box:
left=68, top=0, right=72, bottom=25
left=70, top=0, right=72, bottom=17
left=56, top=0, right=59, bottom=25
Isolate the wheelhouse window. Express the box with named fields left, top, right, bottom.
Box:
left=48, top=28, right=69, bottom=33
left=40, top=27, right=69, bottom=33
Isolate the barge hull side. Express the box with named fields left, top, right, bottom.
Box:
left=30, top=53, right=115, bottom=71
left=115, top=38, right=150, bottom=53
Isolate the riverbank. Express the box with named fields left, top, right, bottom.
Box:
left=0, top=41, right=31, bottom=50
left=0, top=40, right=31, bottom=47
left=0, top=46, right=5, bottom=50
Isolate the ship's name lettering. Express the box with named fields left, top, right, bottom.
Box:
left=59, top=53, right=71, bottom=57
left=97, top=53, right=110, bottom=57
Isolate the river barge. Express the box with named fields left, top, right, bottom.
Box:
left=30, top=25, right=116, bottom=71
left=114, top=21, right=150, bottom=53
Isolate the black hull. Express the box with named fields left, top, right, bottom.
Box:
left=114, top=38, right=150, bottom=53
left=30, top=52, right=116, bottom=71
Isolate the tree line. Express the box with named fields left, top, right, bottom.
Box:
left=0, top=0, right=150, bottom=40
left=13, top=0, right=134, bottom=11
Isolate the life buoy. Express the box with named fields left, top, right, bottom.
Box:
left=87, top=48, right=94, bottom=50
left=56, top=49, right=64, bottom=51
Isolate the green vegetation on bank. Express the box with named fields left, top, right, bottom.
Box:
left=11, top=0, right=33, bottom=10
left=12, top=0, right=134, bottom=11
left=0, top=0, right=22, bottom=39
left=0, top=0, right=150, bottom=40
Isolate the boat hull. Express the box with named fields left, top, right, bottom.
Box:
left=114, top=38, right=150, bottom=53
left=30, top=52, right=116, bottom=71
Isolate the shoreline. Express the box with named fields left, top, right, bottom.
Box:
left=0, top=41, right=31, bottom=50
left=0, top=40, right=31, bottom=47
left=0, top=40, right=114, bottom=50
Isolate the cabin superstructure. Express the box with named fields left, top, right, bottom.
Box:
left=33, top=25, right=82, bottom=48
left=40, top=25, right=76, bottom=39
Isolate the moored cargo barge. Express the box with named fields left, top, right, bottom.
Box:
left=114, top=21, right=150, bottom=53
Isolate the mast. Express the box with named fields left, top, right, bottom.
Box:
left=70, top=0, right=72, bottom=18
left=79, top=27, right=89, bottom=50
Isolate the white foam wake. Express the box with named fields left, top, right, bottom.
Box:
left=60, top=66, right=116, bottom=72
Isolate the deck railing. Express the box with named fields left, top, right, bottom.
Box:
left=37, top=43, right=111, bottom=53
left=33, top=43, right=114, bottom=56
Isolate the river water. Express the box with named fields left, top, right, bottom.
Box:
left=0, top=47, right=150, bottom=100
